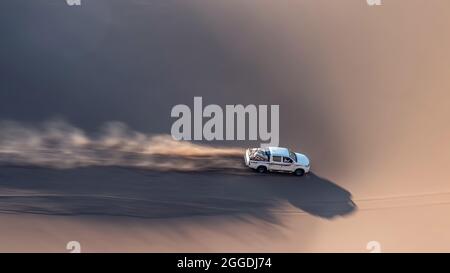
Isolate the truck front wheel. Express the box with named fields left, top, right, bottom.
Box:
left=294, top=169, right=305, bottom=176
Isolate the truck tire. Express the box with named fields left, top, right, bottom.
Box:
left=257, top=166, right=267, bottom=173
left=294, top=169, right=305, bottom=176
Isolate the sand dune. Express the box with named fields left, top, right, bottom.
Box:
left=0, top=0, right=449, bottom=252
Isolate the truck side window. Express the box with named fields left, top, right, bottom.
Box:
left=283, top=157, right=293, bottom=163
left=272, top=156, right=282, bottom=162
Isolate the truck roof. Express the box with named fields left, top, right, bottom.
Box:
left=268, top=147, right=290, bottom=157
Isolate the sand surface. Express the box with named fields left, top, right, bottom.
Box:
left=0, top=0, right=449, bottom=252
left=0, top=165, right=449, bottom=252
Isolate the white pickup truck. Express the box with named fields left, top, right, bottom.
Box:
left=244, top=147, right=310, bottom=176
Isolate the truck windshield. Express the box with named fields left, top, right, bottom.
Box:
left=289, top=151, right=297, bottom=162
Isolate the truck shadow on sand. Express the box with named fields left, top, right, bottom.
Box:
left=0, top=166, right=356, bottom=222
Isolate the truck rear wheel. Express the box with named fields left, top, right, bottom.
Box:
left=257, top=166, right=267, bottom=173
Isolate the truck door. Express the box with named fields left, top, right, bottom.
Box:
left=269, top=156, right=284, bottom=171
left=281, top=157, right=294, bottom=172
